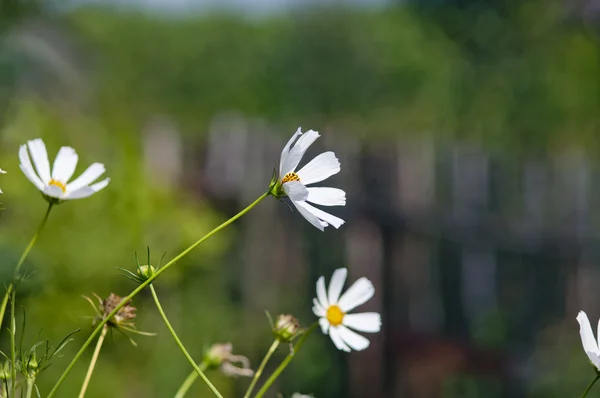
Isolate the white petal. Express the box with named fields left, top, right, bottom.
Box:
left=343, top=313, right=381, bottom=333
left=297, top=152, right=340, bottom=185
left=336, top=325, right=370, bottom=351
left=280, top=130, right=320, bottom=176
left=316, top=276, right=329, bottom=309
left=328, top=268, right=347, bottom=305
left=578, top=311, right=600, bottom=367
left=27, top=139, right=51, bottom=183
left=313, top=298, right=326, bottom=317
left=307, top=187, right=346, bottom=207
left=283, top=181, right=309, bottom=202
left=66, top=163, right=105, bottom=191
left=19, top=145, right=44, bottom=190
left=319, top=317, right=330, bottom=334
left=0, top=169, right=6, bottom=174
left=329, top=326, right=351, bottom=352
left=43, top=185, right=65, bottom=199
left=279, top=127, right=302, bottom=176
left=294, top=201, right=344, bottom=229
left=64, top=178, right=109, bottom=200
left=52, top=146, right=78, bottom=183
left=63, top=187, right=95, bottom=200
left=291, top=200, right=327, bottom=231
left=338, top=277, right=375, bottom=312
left=90, top=178, right=110, bottom=192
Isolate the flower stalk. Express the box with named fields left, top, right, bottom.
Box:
left=78, top=324, right=108, bottom=398
left=254, top=323, right=318, bottom=398
left=149, top=284, right=222, bottom=398
left=243, top=340, right=280, bottom=398
left=174, top=361, right=208, bottom=398
left=580, top=373, right=600, bottom=398
left=0, top=202, right=53, bottom=333
left=25, top=377, right=35, bottom=398
left=10, top=290, right=16, bottom=398
left=47, top=192, right=268, bottom=398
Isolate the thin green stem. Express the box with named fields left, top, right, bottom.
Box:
left=243, top=340, right=280, bottom=398
left=150, top=284, right=222, bottom=398
left=0, top=203, right=53, bottom=333
left=254, top=323, right=318, bottom=398
left=77, top=324, right=108, bottom=398
left=173, top=359, right=208, bottom=398
left=25, top=378, right=35, bottom=398
left=47, top=192, right=268, bottom=398
left=10, top=290, right=16, bottom=398
left=580, top=373, right=600, bottom=398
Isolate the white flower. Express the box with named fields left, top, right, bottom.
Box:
left=0, top=168, right=5, bottom=194
left=277, top=128, right=345, bottom=231
left=312, top=268, right=381, bottom=352
left=291, top=394, right=314, bottom=398
left=19, top=138, right=110, bottom=201
left=577, top=311, right=600, bottom=369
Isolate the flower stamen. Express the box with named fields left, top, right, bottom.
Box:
left=281, top=172, right=301, bottom=184
left=326, top=305, right=345, bottom=326
left=48, top=179, right=67, bottom=193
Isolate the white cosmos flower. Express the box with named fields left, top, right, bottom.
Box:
left=312, top=268, right=381, bottom=352
left=277, top=128, right=346, bottom=231
left=577, top=311, right=600, bottom=369
left=19, top=138, right=110, bottom=201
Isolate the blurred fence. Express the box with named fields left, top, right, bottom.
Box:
left=195, top=114, right=598, bottom=398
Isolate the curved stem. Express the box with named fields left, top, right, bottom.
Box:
left=580, top=373, right=600, bottom=398
left=174, top=361, right=208, bottom=398
left=25, top=378, right=35, bottom=398
left=150, top=284, right=222, bottom=398
left=47, top=192, right=268, bottom=398
left=0, top=203, right=53, bottom=333
left=243, top=340, right=280, bottom=398
left=254, top=323, right=318, bottom=398
left=10, top=290, right=16, bottom=398
left=78, top=324, right=108, bottom=398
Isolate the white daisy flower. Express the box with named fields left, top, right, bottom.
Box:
left=19, top=138, right=110, bottom=201
left=0, top=168, right=5, bottom=194
left=273, top=127, right=346, bottom=231
left=312, top=268, right=381, bottom=352
left=577, top=311, right=600, bottom=370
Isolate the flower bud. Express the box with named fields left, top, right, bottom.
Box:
left=273, top=314, right=300, bottom=343
left=0, top=362, right=10, bottom=381
left=137, top=265, right=156, bottom=280
left=203, top=343, right=253, bottom=378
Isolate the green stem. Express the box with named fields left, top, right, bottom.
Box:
left=0, top=203, right=53, bottom=333
left=173, top=359, right=208, bottom=398
left=254, top=323, right=318, bottom=398
left=243, top=340, right=280, bottom=398
left=150, top=284, right=222, bottom=398
left=77, top=324, right=108, bottom=398
left=25, top=378, right=35, bottom=398
left=580, top=373, right=600, bottom=398
left=47, top=192, right=268, bottom=398
left=10, top=290, right=16, bottom=398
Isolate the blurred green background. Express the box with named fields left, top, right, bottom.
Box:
left=1, top=0, right=600, bottom=397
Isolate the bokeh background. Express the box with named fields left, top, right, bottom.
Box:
left=1, top=0, right=600, bottom=397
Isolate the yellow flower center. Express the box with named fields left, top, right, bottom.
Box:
left=281, top=172, right=301, bottom=184
left=48, top=179, right=66, bottom=193
left=326, top=305, right=345, bottom=327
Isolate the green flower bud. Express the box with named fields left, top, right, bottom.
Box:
left=137, top=265, right=156, bottom=280
left=273, top=314, right=300, bottom=343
